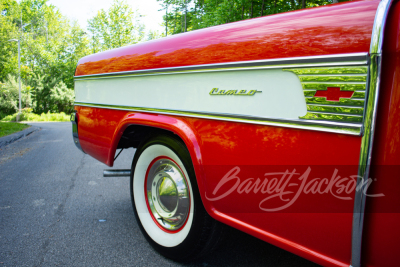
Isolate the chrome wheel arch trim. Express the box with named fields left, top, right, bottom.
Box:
left=351, top=0, right=394, bottom=266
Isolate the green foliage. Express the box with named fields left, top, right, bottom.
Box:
left=1, top=0, right=354, bottom=122
left=0, top=121, right=29, bottom=137
left=158, top=0, right=351, bottom=35
left=50, top=81, right=74, bottom=114
left=87, top=0, right=145, bottom=53
left=0, top=0, right=19, bottom=83
left=1, top=108, right=70, bottom=122
left=0, top=0, right=89, bottom=117
left=0, top=74, right=32, bottom=115
left=146, top=30, right=163, bottom=41
left=0, top=112, right=7, bottom=120
left=26, top=71, right=74, bottom=114
left=1, top=0, right=151, bottom=119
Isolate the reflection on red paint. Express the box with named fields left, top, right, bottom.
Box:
left=75, top=0, right=380, bottom=76
left=75, top=104, right=363, bottom=266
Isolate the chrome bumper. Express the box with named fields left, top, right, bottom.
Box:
left=71, top=112, right=84, bottom=153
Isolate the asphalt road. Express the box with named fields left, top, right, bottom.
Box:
left=0, top=122, right=318, bottom=267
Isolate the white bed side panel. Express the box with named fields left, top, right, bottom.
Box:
left=75, top=69, right=307, bottom=120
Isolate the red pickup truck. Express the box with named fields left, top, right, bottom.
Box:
left=71, top=0, right=400, bottom=266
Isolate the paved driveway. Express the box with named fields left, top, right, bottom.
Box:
left=0, top=122, right=317, bottom=266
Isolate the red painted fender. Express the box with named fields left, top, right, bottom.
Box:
left=107, top=112, right=218, bottom=218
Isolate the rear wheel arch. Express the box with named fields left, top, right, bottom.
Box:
left=109, top=113, right=215, bottom=218
left=109, top=113, right=203, bottom=167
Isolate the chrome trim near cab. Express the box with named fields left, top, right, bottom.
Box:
left=74, top=53, right=368, bottom=81
left=351, top=0, right=393, bottom=267
left=74, top=102, right=363, bottom=135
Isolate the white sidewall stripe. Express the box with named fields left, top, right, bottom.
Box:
left=133, top=144, right=194, bottom=247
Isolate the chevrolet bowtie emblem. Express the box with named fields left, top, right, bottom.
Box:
left=314, top=87, right=354, bottom=102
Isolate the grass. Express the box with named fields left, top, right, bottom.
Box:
left=0, top=122, right=30, bottom=138
left=1, top=112, right=70, bottom=122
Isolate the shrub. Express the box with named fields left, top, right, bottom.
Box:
left=0, top=74, right=32, bottom=115
left=1, top=109, right=70, bottom=122
left=50, top=81, right=75, bottom=114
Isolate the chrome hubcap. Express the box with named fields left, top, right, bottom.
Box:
left=146, top=158, right=189, bottom=231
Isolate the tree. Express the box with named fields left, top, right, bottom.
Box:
left=1, top=0, right=90, bottom=115
left=87, top=0, right=145, bottom=52
left=157, top=0, right=351, bottom=33
left=0, top=0, right=19, bottom=82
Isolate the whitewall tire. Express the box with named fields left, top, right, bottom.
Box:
left=130, top=134, right=224, bottom=261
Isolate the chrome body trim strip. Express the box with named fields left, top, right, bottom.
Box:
left=351, top=0, right=393, bottom=266
left=307, top=111, right=363, bottom=117
left=74, top=53, right=368, bottom=80
left=74, top=102, right=363, bottom=135
left=285, top=66, right=368, bottom=124
left=307, top=105, right=364, bottom=115
left=306, top=103, right=365, bottom=108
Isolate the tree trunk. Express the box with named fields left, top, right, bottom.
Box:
left=302, top=0, right=306, bottom=9
left=250, top=1, right=253, bottom=18
left=165, top=5, right=168, bottom=36
left=274, top=0, right=277, bottom=14
left=174, top=9, right=176, bottom=33
left=242, top=2, right=244, bottom=20
left=181, top=12, right=183, bottom=32
left=332, top=0, right=339, bottom=3
left=184, top=0, right=187, bottom=32
left=231, top=1, right=235, bottom=22
left=194, top=2, right=197, bottom=29
left=261, top=0, right=265, bottom=16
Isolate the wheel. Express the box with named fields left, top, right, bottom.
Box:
left=130, top=134, right=224, bottom=262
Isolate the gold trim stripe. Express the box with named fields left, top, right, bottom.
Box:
left=307, top=105, right=364, bottom=115
left=299, top=75, right=367, bottom=83
left=301, top=113, right=363, bottom=123
left=305, top=97, right=364, bottom=106
left=287, top=66, right=368, bottom=75
left=302, top=83, right=366, bottom=91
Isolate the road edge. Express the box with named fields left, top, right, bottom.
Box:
left=0, top=126, right=40, bottom=149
